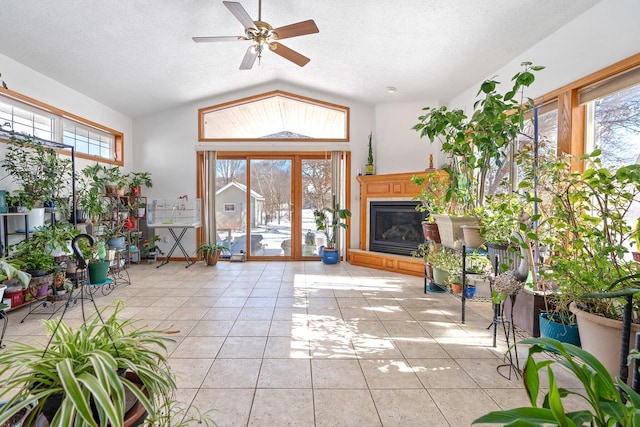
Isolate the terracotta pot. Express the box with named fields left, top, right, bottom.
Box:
left=451, top=283, right=462, bottom=295
left=421, top=221, right=441, bottom=243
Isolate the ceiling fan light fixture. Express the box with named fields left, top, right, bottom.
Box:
left=194, top=0, right=318, bottom=69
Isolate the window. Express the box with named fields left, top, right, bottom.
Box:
left=0, top=98, right=55, bottom=140
left=63, top=120, right=114, bottom=160
left=198, top=90, right=349, bottom=141
left=224, top=203, right=236, bottom=212
left=583, top=82, right=640, bottom=169
left=0, top=90, right=124, bottom=165
left=483, top=101, right=559, bottom=195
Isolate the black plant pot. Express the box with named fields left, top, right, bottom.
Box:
left=69, top=209, right=87, bottom=224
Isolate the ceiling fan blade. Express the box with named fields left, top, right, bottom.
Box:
left=223, top=1, right=256, bottom=30
left=272, top=20, right=319, bottom=40
left=268, top=42, right=310, bottom=67
left=240, top=45, right=259, bottom=70
left=192, top=36, right=245, bottom=43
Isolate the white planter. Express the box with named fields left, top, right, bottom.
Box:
left=432, top=214, right=479, bottom=249
left=0, top=284, right=6, bottom=302
left=10, top=207, right=46, bottom=233
left=461, top=225, right=485, bottom=249
left=570, top=302, right=640, bottom=381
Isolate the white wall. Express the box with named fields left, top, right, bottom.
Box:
left=374, top=101, right=443, bottom=175
left=0, top=53, right=134, bottom=175
left=133, top=81, right=374, bottom=253
left=450, top=0, right=640, bottom=111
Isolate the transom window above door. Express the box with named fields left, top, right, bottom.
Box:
left=198, top=90, right=349, bottom=141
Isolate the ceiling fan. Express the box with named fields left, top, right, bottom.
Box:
left=193, top=0, right=319, bottom=70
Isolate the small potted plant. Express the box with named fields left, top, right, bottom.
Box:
left=365, top=132, right=374, bottom=175
left=313, top=204, right=351, bottom=264
left=126, top=171, right=153, bottom=198
left=197, top=242, right=226, bottom=266
left=410, top=171, right=449, bottom=243
left=141, top=236, right=164, bottom=263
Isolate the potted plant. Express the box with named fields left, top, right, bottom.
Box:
left=540, top=149, right=640, bottom=377
left=197, top=242, right=226, bottom=266
left=411, top=242, right=433, bottom=278
left=365, top=132, right=374, bottom=175
left=426, top=247, right=461, bottom=288
left=76, top=163, right=111, bottom=223
left=0, top=302, right=182, bottom=426
left=141, top=236, right=164, bottom=262
left=2, top=134, right=71, bottom=207
left=103, top=165, right=127, bottom=196
left=410, top=171, right=449, bottom=243
left=478, top=192, right=522, bottom=272
left=473, top=338, right=640, bottom=426
left=313, top=204, right=351, bottom=264
left=126, top=171, right=153, bottom=198
left=412, top=62, right=544, bottom=247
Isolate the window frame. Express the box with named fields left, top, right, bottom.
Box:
left=0, top=87, right=124, bottom=165
left=198, top=90, right=350, bottom=142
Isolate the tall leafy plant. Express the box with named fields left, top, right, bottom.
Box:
left=413, top=62, right=544, bottom=214
left=541, top=150, right=640, bottom=320
left=313, top=204, right=351, bottom=249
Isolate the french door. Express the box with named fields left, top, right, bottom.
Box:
left=214, top=153, right=335, bottom=260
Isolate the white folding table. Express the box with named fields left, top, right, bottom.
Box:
left=147, top=221, right=201, bottom=268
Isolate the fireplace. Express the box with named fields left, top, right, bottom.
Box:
left=369, top=201, right=423, bottom=256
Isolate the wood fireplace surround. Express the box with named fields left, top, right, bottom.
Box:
left=349, top=170, right=445, bottom=277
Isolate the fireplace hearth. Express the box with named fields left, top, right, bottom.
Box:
left=369, top=201, right=423, bottom=256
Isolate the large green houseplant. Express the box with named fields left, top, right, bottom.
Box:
left=412, top=62, right=543, bottom=247
left=0, top=302, right=215, bottom=426
left=2, top=133, right=73, bottom=210
left=413, top=62, right=544, bottom=213
left=313, top=204, right=351, bottom=263
left=538, top=149, right=640, bottom=377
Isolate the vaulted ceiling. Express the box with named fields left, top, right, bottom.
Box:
left=0, top=1, right=602, bottom=118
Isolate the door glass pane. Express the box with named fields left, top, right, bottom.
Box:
left=250, top=159, right=292, bottom=257
left=215, top=159, right=247, bottom=255
left=301, top=158, right=332, bottom=256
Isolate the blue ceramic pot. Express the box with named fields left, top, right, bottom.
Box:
left=539, top=312, right=581, bottom=347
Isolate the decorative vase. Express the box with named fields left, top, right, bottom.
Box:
left=365, top=164, right=374, bottom=175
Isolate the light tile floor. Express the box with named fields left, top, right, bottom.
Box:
left=3, top=261, right=585, bottom=426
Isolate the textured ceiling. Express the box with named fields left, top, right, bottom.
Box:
left=0, top=0, right=602, bottom=118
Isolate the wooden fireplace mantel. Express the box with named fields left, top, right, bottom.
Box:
left=349, top=170, right=446, bottom=277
